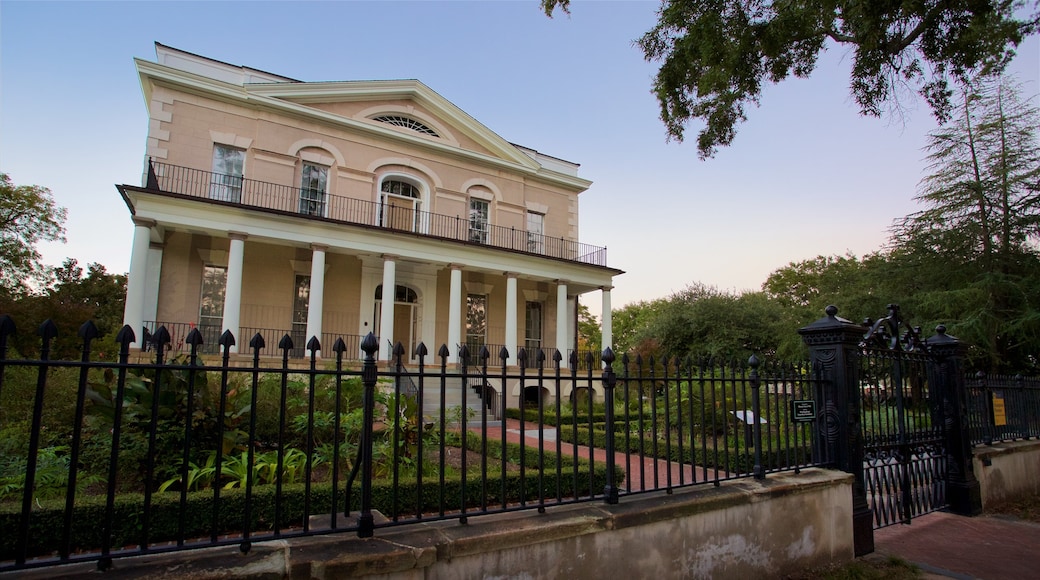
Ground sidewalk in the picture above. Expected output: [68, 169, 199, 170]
[873, 510, 1040, 580]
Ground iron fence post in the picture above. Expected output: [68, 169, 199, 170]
[749, 355, 765, 480]
[358, 332, 379, 538]
[925, 326, 982, 516]
[601, 348, 619, 504]
[798, 305, 874, 556]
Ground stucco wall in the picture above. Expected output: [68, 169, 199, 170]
[973, 440, 1040, 509]
[12, 469, 853, 580]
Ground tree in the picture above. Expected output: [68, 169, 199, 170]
[576, 302, 602, 354]
[610, 298, 669, 354]
[543, 1, 1038, 158]
[890, 75, 1040, 370]
[0, 258, 127, 359]
[763, 252, 894, 326]
[0, 173, 67, 295]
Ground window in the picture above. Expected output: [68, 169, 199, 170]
[372, 115, 439, 137]
[210, 145, 244, 202]
[469, 199, 489, 244]
[380, 179, 420, 231]
[465, 293, 487, 359]
[526, 212, 544, 253]
[199, 265, 227, 351]
[299, 163, 327, 216]
[291, 275, 310, 356]
[524, 301, 543, 368]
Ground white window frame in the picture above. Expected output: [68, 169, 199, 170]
[210, 144, 245, 203]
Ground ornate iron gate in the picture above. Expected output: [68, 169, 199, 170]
[859, 309, 948, 529]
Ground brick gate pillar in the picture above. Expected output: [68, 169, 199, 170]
[798, 305, 874, 556]
[926, 326, 983, 516]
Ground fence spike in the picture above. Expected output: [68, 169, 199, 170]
[392, 341, 405, 359]
[568, 350, 578, 366]
[219, 329, 236, 349]
[602, 347, 615, 365]
[332, 337, 347, 354]
[437, 343, 450, 359]
[498, 345, 509, 362]
[249, 332, 266, 351]
[38, 319, 59, 341]
[360, 332, 378, 357]
[278, 334, 294, 351]
[479, 345, 491, 362]
[185, 328, 204, 347]
[307, 336, 321, 352]
[153, 325, 171, 348]
[78, 320, 99, 342]
[415, 341, 428, 358]
[115, 324, 136, 347]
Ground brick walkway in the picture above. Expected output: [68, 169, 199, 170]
[470, 419, 732, 492]
[874, 510, 1040, 580]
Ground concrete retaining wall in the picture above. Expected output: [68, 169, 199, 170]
[10, 469, 853, 580]
[973, 439, 1040, 509]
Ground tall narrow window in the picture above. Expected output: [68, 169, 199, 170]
[469, 199, 489, 244]
[291, 275, 310, 356]
[526, 212, 544, 253]
[524, 301, 543, 368]
[211, 145, 244, 202]
[465, 293, 487, 360]
[300, 163, 327, 216]
[199, 265, 227, 351]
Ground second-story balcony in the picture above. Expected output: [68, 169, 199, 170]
[144, 161, 608, 267]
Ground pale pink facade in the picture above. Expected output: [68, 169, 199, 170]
[119, 44, 619, 383]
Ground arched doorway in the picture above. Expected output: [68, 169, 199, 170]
[374, 284, 419, 361]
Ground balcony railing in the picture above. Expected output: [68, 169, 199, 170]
[145, 161, 608, 267]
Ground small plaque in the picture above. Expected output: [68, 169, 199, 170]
[791, 400, 816, 423]
[992, 391, 1007, 427]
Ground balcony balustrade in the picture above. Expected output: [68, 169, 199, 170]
[144, 161, 608, 267]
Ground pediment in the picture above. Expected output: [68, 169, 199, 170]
[247, 80, 537, 169]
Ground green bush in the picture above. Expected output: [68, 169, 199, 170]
[0, 438, 617, 561]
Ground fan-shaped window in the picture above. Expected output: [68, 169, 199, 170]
[373, 115, 440, 137]
[381, 180, 420, 198]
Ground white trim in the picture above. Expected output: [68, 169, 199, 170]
[460, 178, 503, 202]
[367, 157, 443, 190]
[209, 130, 253, 150]
[287, 138, 346, 166]
[525, 201, 549, 215]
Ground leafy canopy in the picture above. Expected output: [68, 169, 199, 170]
[542, 1, 1038, 158]
[0, 172, 67, 294]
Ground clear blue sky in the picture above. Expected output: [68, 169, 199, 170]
[2, 1, 1038, 314]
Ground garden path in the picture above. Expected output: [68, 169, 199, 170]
[470, 419, 733, 494]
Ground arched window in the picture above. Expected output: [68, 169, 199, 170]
[379, 178, 424, 231]
[372, 115, 440, 138]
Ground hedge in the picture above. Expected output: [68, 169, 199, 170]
[1, 438, 620, 561]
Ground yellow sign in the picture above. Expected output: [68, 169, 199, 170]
[992, 391, 1007, 427]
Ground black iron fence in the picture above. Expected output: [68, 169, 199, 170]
[0, 316, 827, 573]
[968, 372, 1040, 445]
[145, 161, 608, 267]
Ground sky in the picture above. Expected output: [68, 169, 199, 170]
[1, 1, 1038, 317]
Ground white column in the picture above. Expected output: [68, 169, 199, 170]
[143, 243, 164, 324]
[379, 255, 397, 360]
[556, 281, 568, 369]
[447, 265, 463, 364]
[122, 217, 155, 348]
[221, 232, 247, 354]
[306, 244, 327, 358]
[601, 286, 613, 365]
[505, 273, 518, 366]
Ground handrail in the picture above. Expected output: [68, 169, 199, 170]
[144, 160, 608, 267]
